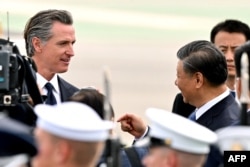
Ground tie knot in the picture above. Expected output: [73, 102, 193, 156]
[189, 111, 196, 121]
[45, 82, 54, 92]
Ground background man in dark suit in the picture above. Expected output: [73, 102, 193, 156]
[234, 41, 250, 124]
[215, 41, 250, 167]
[23, 9, 79, 105]
[172, 19, 250, 117]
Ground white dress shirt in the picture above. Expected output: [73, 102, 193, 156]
[195, 89, 230, 120]
[36, 73, 61, 104]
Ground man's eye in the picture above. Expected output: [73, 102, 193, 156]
[220, 49, 226, 53]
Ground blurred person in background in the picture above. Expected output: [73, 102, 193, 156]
[234, 40, 250, 123]
[69, 87, 119, 167]
[214, 38, 250, 167]
[68, 88, 114, 121]
[142, 108, 217, 167]
[31, 102, 113, 167]
[216, 126, 250, 167]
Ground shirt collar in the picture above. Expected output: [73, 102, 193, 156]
[196, 89, 230, 119]
[36, 73, 59, 94]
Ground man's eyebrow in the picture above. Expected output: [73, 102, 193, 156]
[218, 45, 228, 48]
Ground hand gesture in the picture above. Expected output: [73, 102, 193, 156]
[117, 113, 147, 139]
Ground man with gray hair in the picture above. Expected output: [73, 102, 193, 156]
[23, 9, 79, 106]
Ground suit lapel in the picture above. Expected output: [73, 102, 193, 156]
[58, 77, 72, 102]
[57, 76, 79, 102]
[196, 95, 234, 130]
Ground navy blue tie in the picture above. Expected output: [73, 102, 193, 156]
[230, 91, 236, 98]
[188, 111, 196, 121]
[45, 83, 57, 105]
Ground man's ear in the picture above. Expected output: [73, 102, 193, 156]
[32, 37, 43, 53]
[194, 72, 203, 88]
[54, 140, 71, 164]
[166, 150, 178, 167]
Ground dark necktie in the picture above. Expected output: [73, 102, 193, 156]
[188, 111, 196, 121]
[230, 91, 236, 98]
[45, 82, 57, 105]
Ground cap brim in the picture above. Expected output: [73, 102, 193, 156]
[34, 102, 114, 141]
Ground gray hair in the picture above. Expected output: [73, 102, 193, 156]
[23, 9, 73, 57]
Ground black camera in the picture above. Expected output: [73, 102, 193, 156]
[0, 38, 43, 126]
[0, 40, 22, 106]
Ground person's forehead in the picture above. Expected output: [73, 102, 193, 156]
[214, 31, 247, 47]
[176, 60, 187, 73]
[177, 60, 183, 68]
[51, 22, 74, 32]
[49, 22, 75, 41]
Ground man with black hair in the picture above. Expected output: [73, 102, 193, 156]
[215, 41, 250, 167]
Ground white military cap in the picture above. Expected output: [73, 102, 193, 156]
[216, 126, 250, 153]
[34, 102, 114, 141]
[143, 108, 217, 154]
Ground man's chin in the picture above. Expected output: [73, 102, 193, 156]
[182, 98, 188, 104]
[58, 69, 68, 73]
[227, 71, 236, 78]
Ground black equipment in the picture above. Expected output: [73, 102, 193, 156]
[101, 66, 121, 167]
[0, 38, 43, 126]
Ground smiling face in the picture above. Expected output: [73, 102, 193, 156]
[32, 21, 76, 80]
[175, 60, 198, 106]
[214, 31, 246, 78]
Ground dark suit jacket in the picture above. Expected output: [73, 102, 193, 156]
[196, 95, 240, 131]
[57, 76, 79, 101]
[120, 147, 148, 167]
[194, 95, 240, 167]
[172, 93, 196, 118]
